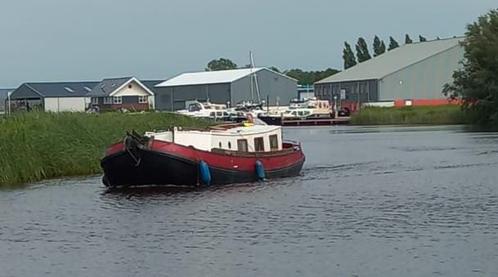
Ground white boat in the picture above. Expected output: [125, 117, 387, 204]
[258, 97, 333, 124]
[177, 100, 229, 120]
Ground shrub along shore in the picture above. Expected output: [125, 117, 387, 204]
[0, 112, 210, 188]
[350, 105, 469, 125]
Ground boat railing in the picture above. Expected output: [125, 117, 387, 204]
[211, 144, 299, 157]
[283, 139, 300, 146]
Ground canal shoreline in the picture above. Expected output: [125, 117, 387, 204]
[0, 112, 210, 188]
[350, 105, 468, 125]
[1, 108, 470, 188]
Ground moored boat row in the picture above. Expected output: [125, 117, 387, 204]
[175, 97, 350, 125]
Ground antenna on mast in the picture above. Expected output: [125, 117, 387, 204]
[249, 51, 261, 103]
[249, 51, 254, 102]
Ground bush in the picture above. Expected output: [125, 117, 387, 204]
[0, 112, 210, 187]
[350, 106, 468, 125]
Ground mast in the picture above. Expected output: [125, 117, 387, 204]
[249, 52, 254, 102]
[249, 51, 261, 103]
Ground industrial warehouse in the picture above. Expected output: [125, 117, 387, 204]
[154, 68, 297, 111]
[314, 37, 464, 109]
[3, 38, 466, 114]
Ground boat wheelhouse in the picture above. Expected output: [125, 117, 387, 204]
[145, 124, 283, 153]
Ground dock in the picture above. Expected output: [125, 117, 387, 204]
[281, 117, 351, 126]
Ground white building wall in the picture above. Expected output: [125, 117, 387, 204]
[148, 95, 155, 109]
[44, 97, 87, 112]
[113, 80, 155, 109]
[113, 81, 151, 97]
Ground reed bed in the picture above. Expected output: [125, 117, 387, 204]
[350, 105, 469, 125]
[0, 112, 209, 187]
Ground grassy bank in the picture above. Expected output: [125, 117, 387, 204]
[0, 112, 210, 187]
[350, 105, 469, 125]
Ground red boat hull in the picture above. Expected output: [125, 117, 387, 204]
[101, 139, 305, 187]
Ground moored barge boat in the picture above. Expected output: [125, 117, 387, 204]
[101, 122, 305, 187]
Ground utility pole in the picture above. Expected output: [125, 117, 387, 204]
[7, 91, 11, 116]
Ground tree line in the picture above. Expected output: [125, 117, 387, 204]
[205, 58, 338, 85]
[205, 34, 435, 85]
[343, 34, 430, 69]
[443, 9, 498, 126]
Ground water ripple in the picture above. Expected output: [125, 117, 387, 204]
[1, 126, 498, 276]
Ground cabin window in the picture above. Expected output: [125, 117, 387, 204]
[188, 103, 202, 112]
[237, 139, 248, 152]
[113, 96, 122, 104]
[269, 135, 278, 150]
[104, 97, 113, 104]
[254, 137, 265, 152]
[219, 142, 222, 148]
[228, 142, 232, 149]
[138, 96, 147, 103]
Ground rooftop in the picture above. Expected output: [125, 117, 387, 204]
[316, 37, 463, 84]
[22, 82, 99, 98]
[87, 77, 163, 96]
[156, 68, 266, 87]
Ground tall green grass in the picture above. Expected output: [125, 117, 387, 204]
[0, 112, 210, 187]
[350, 105, 469, 125]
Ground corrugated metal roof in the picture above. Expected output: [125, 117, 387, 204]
[22, 81, 99, 97]
[87, 77, 132, 96]
[141, 80, 164, 92]
[316, 37, 463, 84]
[0, 88, 13, 97]
[156, 68, 266, 87]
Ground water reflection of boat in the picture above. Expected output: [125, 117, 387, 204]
[101, 121, 305, 188]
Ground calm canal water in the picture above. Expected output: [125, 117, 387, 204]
[1, 126, 498, 277]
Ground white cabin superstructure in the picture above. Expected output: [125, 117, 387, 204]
[177, 101, 228, 119]
[145, 125, 283, 153]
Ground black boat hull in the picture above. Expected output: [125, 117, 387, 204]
[101, 149, 305, 188]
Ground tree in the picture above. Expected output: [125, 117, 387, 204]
[388, 36, 399, 50]
[269, 66, 281, 73]
[285, 68, 340, 85]
[373, 36, 386, 57]
[405, 34, 413, 44]
[342, 42, 357, 69]
[355, 37, 371, 63]
[419, 35, 427, 42]
[443, 9, 498, 125]
[205, 58, 237, 71]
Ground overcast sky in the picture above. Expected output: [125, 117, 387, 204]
[0, 0, 496, 87]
